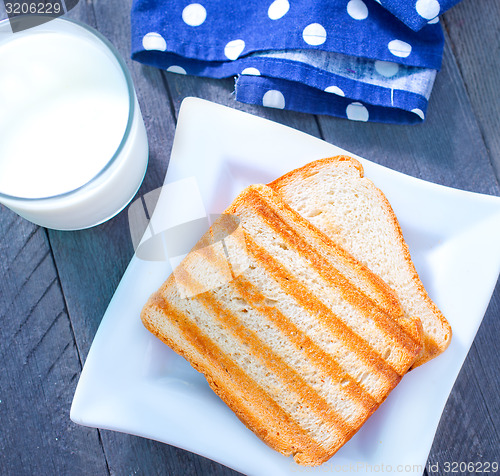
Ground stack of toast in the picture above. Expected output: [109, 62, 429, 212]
[141, 156, 452, 466]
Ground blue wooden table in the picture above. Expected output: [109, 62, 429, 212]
[1, 1, 499, 474]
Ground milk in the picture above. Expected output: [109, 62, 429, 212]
[0, 18, 149, 229]
[0, 32, 130, 197]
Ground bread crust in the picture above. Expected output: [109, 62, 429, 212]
[141, 183, 425, 466]
[142, 294, 331, 465]
[269, 156, 452, 367]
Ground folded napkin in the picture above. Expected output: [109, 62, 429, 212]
[131, 0, 451, 124]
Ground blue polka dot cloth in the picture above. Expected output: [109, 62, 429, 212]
[131, 0, 461, 124]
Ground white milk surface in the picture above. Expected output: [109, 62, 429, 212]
[0, 30, 130, 198]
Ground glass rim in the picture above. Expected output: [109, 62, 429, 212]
[0, 16, 136, 202]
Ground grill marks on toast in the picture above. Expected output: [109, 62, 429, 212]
[141, 184, 422, 464]
[231, 276, 379, 412]
[195, 291, 358, 440]
[243, 235, 401, 389]
[170, 258, 370, 436]
[147, 294, 329, 464]
[245, 191, 422, 359]
[268, 156, 451, 367]
[160, 283, 356, 455]
[251, 194, 404, 321]
[235, 264, 396, 403]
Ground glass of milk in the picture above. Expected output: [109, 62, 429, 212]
[0, 17, 149, 230]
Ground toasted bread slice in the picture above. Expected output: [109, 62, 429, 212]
[141, 184, 422, 465]
[269, 156, 451, 368]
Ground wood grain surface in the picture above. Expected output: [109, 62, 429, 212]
[0, 0, 499, 475]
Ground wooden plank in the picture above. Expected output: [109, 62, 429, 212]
[443, 0, 500, 181]
[0, 206, 109, 476]
[41, 2, 241, 475]
[317, 24, 500, 473]
[316, 40, 500, 196]
[429, 289, 500, 468]
[44, 0, 178, 358]
[2, 1, 499, 474]
[47, 2, 319, 473]
[0, 19, 110, 476]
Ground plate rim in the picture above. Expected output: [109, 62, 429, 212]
[71, 97, 500, 476]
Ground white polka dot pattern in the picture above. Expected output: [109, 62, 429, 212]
[388, 39, 412, 58]
[347, 0, 369, 20]
[263, 90, 286, 109]
[142, 32, 167, 51]
[324, 86, 345, 96]
[166, 65, 187, 74]
[411, 108, 425, 120]
[134, 0, 443, 124]
[416, 0, 440, 20]
[302, 23, 327, 46]
[182, 3, 207, 26]
[224, 39, 245, 60]
[346, 102, 369, 121]
[268, 0, 290, 20]
[375, 60, 399, 77]
[241, 67, 261, 76]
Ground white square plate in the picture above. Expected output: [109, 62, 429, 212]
[71, 98, 500, 476]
